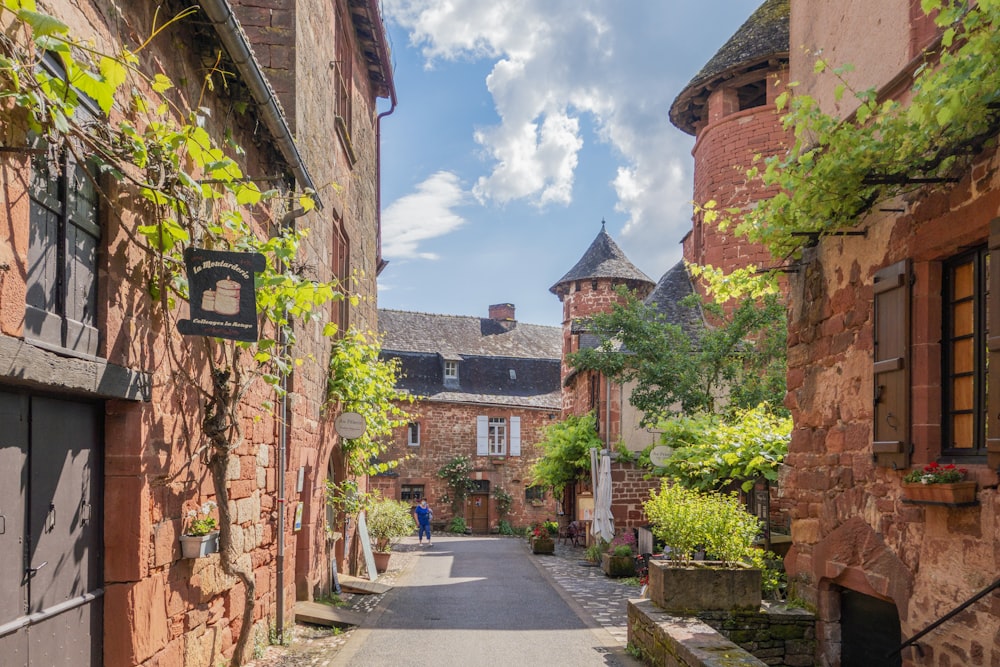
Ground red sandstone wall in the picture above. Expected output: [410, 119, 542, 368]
[684, 72, 789, 280]
[781, 117, 1000, 667]
[0, 2, 385, 665]
[375, 400, 561, 529]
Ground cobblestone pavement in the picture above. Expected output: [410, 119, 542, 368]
[247, 536, 639, 666]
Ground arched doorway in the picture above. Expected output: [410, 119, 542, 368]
[840, 587, 902, 667]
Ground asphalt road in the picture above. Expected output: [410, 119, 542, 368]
[332, 535, 637, 667]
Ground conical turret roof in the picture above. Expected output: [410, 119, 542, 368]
[669, 0, 789, 135]
[550, 224, 654, 295]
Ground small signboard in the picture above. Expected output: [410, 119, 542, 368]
[649, 445, 674, 467]
[335, 411, 367, 439]
[356, 511, 378, 582]
[293, 502, 304, 532]
[177, 248, 266, 342]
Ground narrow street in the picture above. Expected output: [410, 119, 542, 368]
[332, 536, 639, 667]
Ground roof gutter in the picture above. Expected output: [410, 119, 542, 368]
[198, 0, 323, 209]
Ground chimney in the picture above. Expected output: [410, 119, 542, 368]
[489, 303, 516, 331]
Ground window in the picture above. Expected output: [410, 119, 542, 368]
[401, 484, 424, 502]
[477, 415, 521, 456]
[333, 5, 355, 163]
[943, 248, 988, 456]
[407, 422, 420, 447]
[525, 486, 546, 501]
[331, 216, 350, 335]
[26, 135, 100, 356]
[488, 417, 507, 455]
[444, 360, 458, 379]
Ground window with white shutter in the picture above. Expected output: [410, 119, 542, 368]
[509, 417, 521, 456]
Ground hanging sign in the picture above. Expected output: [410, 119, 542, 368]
[649, 445, 674, 467]
[177, 248, 266, 342]
[335, 411, 367, 439]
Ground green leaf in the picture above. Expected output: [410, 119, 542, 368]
[18, 9, 68, 36]
[151, 73, 173, 93]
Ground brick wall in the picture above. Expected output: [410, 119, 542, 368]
[375, 400, 561, 529]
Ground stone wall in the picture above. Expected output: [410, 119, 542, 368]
[0, 1, 388, 664]
[628, 599, 816, 667]
[372, 399, 561, 529]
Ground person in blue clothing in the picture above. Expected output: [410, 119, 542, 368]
[413, 498, 433, 546]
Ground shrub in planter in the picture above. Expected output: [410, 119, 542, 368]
[366, 497, 416, 553]
[602, 544, 636, 577]
[643, 481, 762, 612]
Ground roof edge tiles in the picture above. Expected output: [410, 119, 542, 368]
[669, 0, 789, 136]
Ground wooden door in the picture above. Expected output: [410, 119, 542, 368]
[0, 392, 102, 667]
[467, 493, 489, 534]
[840, 588, 901, 667]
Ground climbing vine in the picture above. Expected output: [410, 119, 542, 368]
[0, 3, 365, 663]
[326, 329, 413, 476]
[704, 0, 1000, 262]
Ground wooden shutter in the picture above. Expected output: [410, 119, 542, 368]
[873, 259, 911, 469]
[509, 417, 521, 456]
[476, 416, 488, 456]
[987, 219, 1000, 470]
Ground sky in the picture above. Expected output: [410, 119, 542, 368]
[375, 1, 763, 328]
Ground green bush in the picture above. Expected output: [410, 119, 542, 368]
[584, 540, 608, 563]
[612, 544, 634, 558]
[497, 520, 513, 535]
[644, 481, 760, 566]
[366, 497, 416, 552]
[447, 516, 468, 534]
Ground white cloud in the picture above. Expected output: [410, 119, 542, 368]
[381, 171, 468, 260]
[381, 0, 738, 270]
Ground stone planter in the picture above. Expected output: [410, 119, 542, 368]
[601, 552, 635, 578]
[373, 550, 391, 573]
[648, 560, 761, 613]
[902, 481, 977, 505]
[180, 532, 219, 559]
[531, 536, 555, 554]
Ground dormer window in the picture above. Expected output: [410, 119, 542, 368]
[444, 360, 459, 379]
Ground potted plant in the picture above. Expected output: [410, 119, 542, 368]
[601, 531, 637, 577]
[529, 522, 555, 554]
[366, 497, 416, 573]
[643, 482, 762, 612]
[902, 462, 976, 505]
[180, 501, 219, 559]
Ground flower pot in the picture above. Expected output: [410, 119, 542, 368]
[902, 481, 977, 505]
[373, 550, 391, 574]
[648, 560, 761, 613]
[180, 531, 219, 559]
[601, 552, 635, 578]
[531, 536, 555, 554]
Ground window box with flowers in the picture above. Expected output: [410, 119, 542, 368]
[180, 501, 220, 559]
[902, 463, 977, 506]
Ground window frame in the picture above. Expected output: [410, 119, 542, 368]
[401, 484, 424, 502]
[487, 417, 507, 456]
[444, 360, 458, 379]
[407, 422, 420, 447]
[941, 246, 989, 458]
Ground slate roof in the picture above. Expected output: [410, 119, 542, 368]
[644, 261, 705, 338]
[669, 0, 790, 135]
[550, 224, 654, 296]
[378, 309, 562, 409]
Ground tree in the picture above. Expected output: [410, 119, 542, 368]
[569, 286, 786, 424]
[529, 412, 602, 498]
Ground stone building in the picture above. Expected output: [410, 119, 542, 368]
[775, 3, 1000, 665]
[375, 305, 562, 531]
[672, 0, 1000, 665]
[0, 1, 393, 665]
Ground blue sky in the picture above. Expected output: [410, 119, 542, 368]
[376, 1, 762, 327]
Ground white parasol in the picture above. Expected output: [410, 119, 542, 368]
[591, 451, 615, 543]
